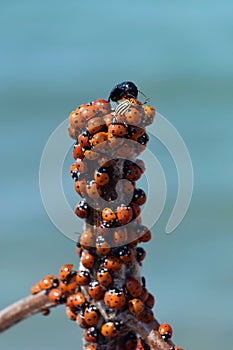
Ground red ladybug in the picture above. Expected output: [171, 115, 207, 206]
[170, 347, 184, 350]
[158, 323, 173, 340]
[72, 291, 86, 309]
[123, 332, 138, 350]
[137, 337, 151, 350]
[84, 304, 99, 326]
[76, 309, 88, 329]
[86, 180, 101, 200]
[66, 306, 78, 321]
[81, 251, 95, 269]
[87, 116, 104, 135]
[85, 345, 96, 350]
[74, 179, 86, 197]
[133, 188, 147, 206]
[80, 230, 95, 249]
[125, 106, 142, 126]
[108, 123, 128, 137]
[128, 298, 145, 316]
[78, 130, 91, 148]
[92, 98, 111, 114]
[94, 167, 110, 186]
[124, 164, 142, 181]
[48, 288, 65, 304]
[76, 270, 91, 286]
[113, 227, 128, 246]
[139, 287, 149, 302]
[143, 105, 156, 126]
[103, 255, 122, 272]
[125, 277, 142, 298]
[88, 281, 105, 300]
[117, 245, 134, 264]
[97, 267, 113, 288]
[136, 247, 146, 263]
[101, 321, 121, 337]
[31, 282, 41, 295]
[145, 293, 155, 309]
[40, 308, 50, 316]
[84, 326, 100, 343]
[84, 149, 99, 160]
[116, 204, 133, 225]
[73, 143, 84, 160]
[90, 131, 108, 148]
[136, 307, 154, 323]
[59, 272, 78, 295]
[131, 202, 141, 219]
[102, 207, 116, 222]
[104, 288, 126, 310]
[75, 200, 89, 219]
[59, 264, 73, 281]
[75, 158, 88, 173]
[96, 235, 111, 255]
[39, 275, 59, 290]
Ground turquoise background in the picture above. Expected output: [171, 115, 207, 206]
[1, 0, 232, 349]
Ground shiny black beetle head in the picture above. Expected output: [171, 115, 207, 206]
[108, 81, 138, 102]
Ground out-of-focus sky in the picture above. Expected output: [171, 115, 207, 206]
[0, 1, 232, 349]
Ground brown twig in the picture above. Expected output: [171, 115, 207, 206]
[0, 292, 56, 333]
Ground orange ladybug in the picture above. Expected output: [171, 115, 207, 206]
[158, 323, 173, 340]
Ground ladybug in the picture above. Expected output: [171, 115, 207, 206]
[59, 264, 74, 281]
[76, 242, 83, 258]
[137, 337, 151, 350]
[170, 347, 184, 350]
[40, 308, 50, 316]
[77, 104, 101, 121]
[137, 132, 149, 146]
[104, 288, 126, 310]
[116, 141, 134, 158]
[104, 113, 114, 127]
[108, 123, 128, 138]
[87, 116, 104, 135]
[88, 281, 105, 300]
[75, 200, 89, 219]
[133, 188, 147, 206]
[142, 105, 156, 126]
[139, 287, 149, 302]
[102, 207, 116, 222]
[117, 245, 134, 264]
[124, 164, 142, 182]
[116, 204, 133, 225]
[90, 131, 108, 148]
[122, 180, 135, 195]
[113, 227, 128, 246]
[74, 179, 86, 197]
[39, 275, 59, 290]
[73, 143, 84, 160]
[69, 109, 86, 130]
[136, 307, 154, 323]
[85, 346, 96, 350]
[72, 291, 86, 309]
[66, 306, 78, 321]
[76, 309, 88, 329]
[31, 282, 41, 295]
[86, 180, 102, 200]
[81, 251, 95, 269]
[76, 270, 91, 286]
[59, 272, 78, 295]
[84, 304, 99, 326]
[131, 202, 141, 219]
[108, 81, 138, 102]
[103, 255, 122, 272]
[96, 236, 111, 255]
[78, 132, 91, 150]
[75, 158, 88, 173]
[48, 288, 66, 304]
[125, 106, 142, 126]
[136, 247, 146, 263]
[128, 298, 145, 316]
[125, 277, 142, 297]
[92, 98, 112, 114]
[94, 167, 110, 186]
[145, 293, 155, 309]
[101, 321, 122, 337]
[80, 230, 95, 249]
[123, 332, 138, 350]
[129, 125, 145, 141]
[84, 326, 100, 343]
[97, 267, 113, 288]
[84, 149, 99, 160]
[158, 323, 173, 340]
[137, 226, 152, 243]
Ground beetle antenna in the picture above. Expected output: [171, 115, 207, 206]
[138, 90, 150, 104]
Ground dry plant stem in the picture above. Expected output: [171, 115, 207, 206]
[0, 294, 174, 350]
[0, 292, 55, 333]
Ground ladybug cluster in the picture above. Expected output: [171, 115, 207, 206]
[31, 82, 183, 350]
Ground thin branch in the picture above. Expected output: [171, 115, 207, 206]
[0, 292, 55, 333]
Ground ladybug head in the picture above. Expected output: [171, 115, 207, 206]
[108, 81, 138, 102]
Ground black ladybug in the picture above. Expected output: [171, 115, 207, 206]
[108, 81, 138, 102]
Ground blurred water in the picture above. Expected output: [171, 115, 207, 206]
[0, 0, 233, 349]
